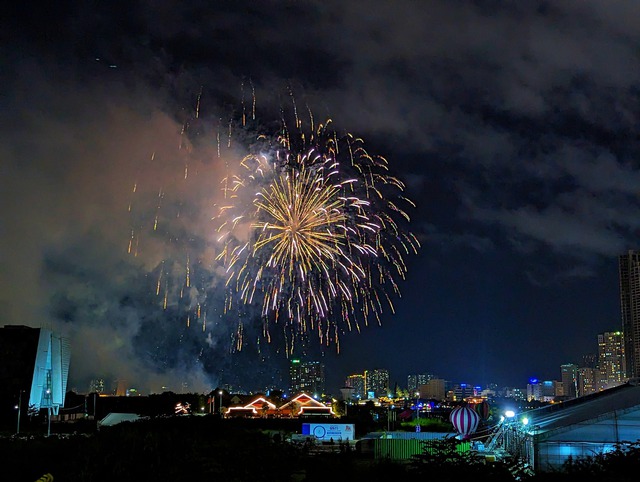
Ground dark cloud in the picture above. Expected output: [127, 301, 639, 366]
[2, 1, 639, 392]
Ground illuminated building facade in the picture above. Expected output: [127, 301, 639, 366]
[598, 331, 626, 390]
[447, 383, 479, 402]
[418, 378, 446, 401]
[364, 368, 389, 398]
[527, 379, 559, 402]
[577, 367, 597, 397]
[289, 359, 325, 396]
[407, 373, 436, 394]
[619, 250, 640, 379]
[345, 373, 365, 400]
[0, 325, 70, 425]
[560, 363, 579, 399]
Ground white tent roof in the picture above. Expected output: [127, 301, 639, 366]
[523, 380, 640, 436]
[98, 412, 143, 427]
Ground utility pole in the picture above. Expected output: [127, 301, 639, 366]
[387, 406, 390, 432]
[16, 390, 22, 435]
[415, 392, 421, 433]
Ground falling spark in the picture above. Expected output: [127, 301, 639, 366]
[185, 253, 190, 288]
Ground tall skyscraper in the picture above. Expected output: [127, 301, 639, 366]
[418, 378, 446, 401]
[364, 368, 389, 398]
[560, 363, 578, 399]
[597, 331, 625, 390]
[407, 373, 436, 394]
[345, 373, 365, 400]
[619, 250, 640, 380]
[577, 367, 597, 397]
[0, 325, 71, 424]
[289, 359, 325, 396]
[581, 353, 598, 370]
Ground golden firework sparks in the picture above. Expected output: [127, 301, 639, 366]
[215, 116, 420, 353]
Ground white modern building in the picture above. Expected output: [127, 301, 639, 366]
[0, 325, 70, 423]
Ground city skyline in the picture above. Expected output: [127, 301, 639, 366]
[2, 2, 640, 396]
[74, 324, 621, 397]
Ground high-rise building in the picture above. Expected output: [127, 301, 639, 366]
[582, 353, 598, 369]
[527, 379, 559, 402]
[407, 373, 436, 394]
[577, 367, 597, 397]
[0, 325, 71, 425]
[418, 378, 446, 401]
[619, 250, 640, 379]
[345, 373, 365, 400]
[597, 331, 626, 390]
[447, 383, 479, 402]
[364, 368, 389, 398]
[289, 359, 325, 396]
[89, 378, 105, 394]
[560, 363, 578, 399]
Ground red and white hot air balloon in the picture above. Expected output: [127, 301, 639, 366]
[475, 400, 490, 420]
[449, 405, 480, 439]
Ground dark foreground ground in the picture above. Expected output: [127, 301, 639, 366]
[1, 416, 400, 482]
[4, 415, 640, 482]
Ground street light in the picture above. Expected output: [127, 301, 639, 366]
[15, 390, 23, 435]
[46, 389, 51, 437]
[415, 392, 420, 432]
[218, 390, 223, 417]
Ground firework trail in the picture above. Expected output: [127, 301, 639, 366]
[124, 110, 218, 344]
[122, 84, 419, 368]
[215, 108, 420, 354]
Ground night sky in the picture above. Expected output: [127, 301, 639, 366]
[2, 1, 639, 396]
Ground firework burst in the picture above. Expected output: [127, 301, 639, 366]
[215, 112, 420, 353]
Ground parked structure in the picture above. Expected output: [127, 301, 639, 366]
[486, 379, 640, 472]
